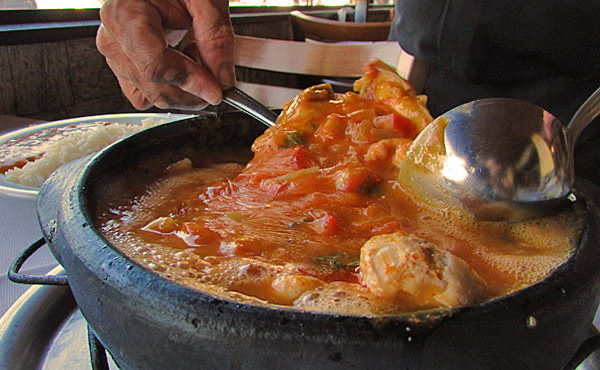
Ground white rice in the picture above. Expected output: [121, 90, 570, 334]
[5, 117, 166, 188]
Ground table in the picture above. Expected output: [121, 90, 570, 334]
[0, 192, 59, 317]
[0, 116, 58, 317]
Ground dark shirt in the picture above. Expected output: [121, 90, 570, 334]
[389, 0, 600, 185]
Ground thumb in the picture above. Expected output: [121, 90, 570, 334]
[188, 0, 236, 90]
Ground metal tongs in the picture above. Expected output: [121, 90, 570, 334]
[223, 87, 278, 127]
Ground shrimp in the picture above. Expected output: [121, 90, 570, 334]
[353, 59, 433, 135]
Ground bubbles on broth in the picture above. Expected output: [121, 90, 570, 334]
[98, 155, 587, 316]
[293, 281, 376, 315]
[415, 200, 585, 295]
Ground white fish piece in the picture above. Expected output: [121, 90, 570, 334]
[360, 232, 487, 309]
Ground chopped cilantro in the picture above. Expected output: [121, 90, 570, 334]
[280, 131, 307, 148]
[314, 253, 360, 271]
[357, 177, 381, 195]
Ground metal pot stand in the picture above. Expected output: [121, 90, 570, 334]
[0, 265, 119, 370]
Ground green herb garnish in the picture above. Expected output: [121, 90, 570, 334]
[280, 131, 307, 148]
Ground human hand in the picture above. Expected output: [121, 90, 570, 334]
[96, 0, 236, 110]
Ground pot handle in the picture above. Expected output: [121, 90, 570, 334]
[562, 327, 600, 370]
[7, 238, 68, 285]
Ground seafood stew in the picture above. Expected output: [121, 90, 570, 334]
[98, 60, 585, 315]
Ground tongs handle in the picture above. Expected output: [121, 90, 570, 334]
[223, 87, 278, 127]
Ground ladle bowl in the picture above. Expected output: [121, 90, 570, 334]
[402, 86, 600, 222]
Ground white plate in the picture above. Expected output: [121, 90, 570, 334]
[0, 113, 196, 199]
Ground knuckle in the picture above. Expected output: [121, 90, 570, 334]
[98, 0, 120, 29]
[197, 23, 235, 51]
[95, 27, 113, 56]
[98, 1, 111, 22]
[211, 26, 235, 46]
[140, 59, 162, 82]
[141, 53, 191, 86]
[140, 59, 171, 84]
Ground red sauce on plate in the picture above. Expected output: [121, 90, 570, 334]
[0, 122, 116, 174]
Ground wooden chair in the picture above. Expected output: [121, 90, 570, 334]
[234, 34, 429, 109]
[289, 10, 392, 42]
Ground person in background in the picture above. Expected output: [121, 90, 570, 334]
[96, 0, 600, 185]
[389, 0, 600, 186]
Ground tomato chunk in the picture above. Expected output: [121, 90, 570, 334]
[373, 113, 414, 138]
[309, 214, 340, 236]
[334, 167, 379, 194]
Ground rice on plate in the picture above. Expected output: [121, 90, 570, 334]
[1, 114, 194, 191]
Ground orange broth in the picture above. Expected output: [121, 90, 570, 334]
[100, 61, 584, 315]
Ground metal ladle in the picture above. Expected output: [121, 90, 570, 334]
[401, 86, 600, 223]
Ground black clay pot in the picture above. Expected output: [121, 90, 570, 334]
[37, 113, 600, 370]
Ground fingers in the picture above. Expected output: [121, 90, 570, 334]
[187, 0, 237, 90]
[119, 77, 210, 111]
[97, 23, 210, 110]
[118, 78, 152, 111]
[97, 0, 228, 110]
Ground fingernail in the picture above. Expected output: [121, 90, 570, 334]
[191, 102, 209, 111]
[155, 100, 169, 109]
[204, 89, 222, 106]
[218, 62, 236, 89]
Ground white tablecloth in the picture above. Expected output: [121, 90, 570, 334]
[0, 190, 58, 317]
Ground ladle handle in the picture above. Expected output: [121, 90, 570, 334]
[223, 87, 278, 127]
[567, 85, 600, 149]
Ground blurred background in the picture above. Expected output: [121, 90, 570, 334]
[0, 0, 393, 9]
